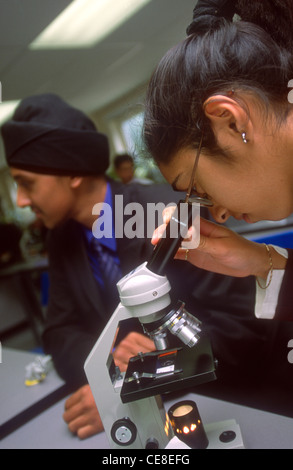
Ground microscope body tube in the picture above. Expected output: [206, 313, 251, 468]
[84, 263, 174, 449]
[147, 200, 195, 276]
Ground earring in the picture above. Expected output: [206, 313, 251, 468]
[242, 132, 248, 144]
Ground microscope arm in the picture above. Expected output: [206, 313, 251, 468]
[84, 262, 175, 449]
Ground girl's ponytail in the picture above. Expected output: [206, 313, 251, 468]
[236, 0, 293, 51]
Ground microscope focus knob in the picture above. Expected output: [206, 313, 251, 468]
[111, 418, 137, 446]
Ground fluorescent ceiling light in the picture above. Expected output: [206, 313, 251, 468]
[0, 101, 19, 125]
[30, 0, 152, 49]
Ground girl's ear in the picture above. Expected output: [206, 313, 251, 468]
[203, 95, 252, 142]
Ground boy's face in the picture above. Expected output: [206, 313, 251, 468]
[10, 168, 77, 229]
[116, 161, 134, 184]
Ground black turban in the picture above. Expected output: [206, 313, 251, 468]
[1, 93, 110, 176]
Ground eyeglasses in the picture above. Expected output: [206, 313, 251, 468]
[184, 133, 214, 207]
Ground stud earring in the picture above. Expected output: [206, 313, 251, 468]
[242, 132, 248, 144]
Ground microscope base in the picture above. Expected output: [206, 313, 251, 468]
[166, 419, 244, 449]
[206, 419, 244, 449]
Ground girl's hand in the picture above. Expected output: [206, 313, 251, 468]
[152, 209, 285, 280]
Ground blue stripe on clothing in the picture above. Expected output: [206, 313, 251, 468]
[82, 183, 120, 286]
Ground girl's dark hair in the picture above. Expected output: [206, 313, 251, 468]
[143, 0, 293, 164]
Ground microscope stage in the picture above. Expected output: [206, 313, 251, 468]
[121, 335, 217, 403]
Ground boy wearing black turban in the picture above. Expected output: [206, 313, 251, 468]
[1, 93, 158, 439]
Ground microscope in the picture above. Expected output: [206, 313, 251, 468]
[84, 201, 235, 449]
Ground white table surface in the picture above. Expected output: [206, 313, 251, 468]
[1, 389, 293, 449]
[1, 348, 292, 449]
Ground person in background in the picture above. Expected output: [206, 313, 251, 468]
[113, 153, 152, 185]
